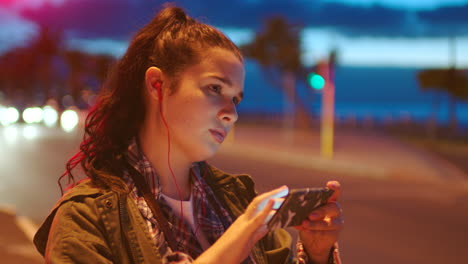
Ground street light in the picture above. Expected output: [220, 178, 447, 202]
[307, 72, 325, 90]
[308, 58, 335, 159]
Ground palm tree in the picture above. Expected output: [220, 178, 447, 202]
[30, 25, 64, 101]
[0, 48, 37, 107]
[417, 68, 468, 134]
[241, 17, 312, 134]
[64, 50, 88, 104]
[0, 25, 64, 107]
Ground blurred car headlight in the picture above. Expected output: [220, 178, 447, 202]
[23, 107, 43, 124]
[1, 107, 20, 126]
[43, 106, 58, 127]
[60, 109, 79, 132]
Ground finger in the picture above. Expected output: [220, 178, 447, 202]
[261, 185, 289, 200]
[264, 210, 276, 224]
[300, 217, 344, 231]
[252, 199, 274, 225]
[326, 181, 341, 202]
[251, 185, 289, 214]
[308, 202, 342, 220]
[272, 198, 284, 210]
[251, 199, 275, 242]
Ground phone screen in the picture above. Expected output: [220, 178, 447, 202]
[267, 187, 334, 230]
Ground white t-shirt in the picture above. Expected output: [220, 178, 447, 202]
[160, 192, 211, 250]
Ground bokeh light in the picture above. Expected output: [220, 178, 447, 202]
[0, 104, 4, 124]
[307, 73, 326, 90]
[60, 109, 79, 132]
[1, 107, 20, 126]
[22, 107, 43, 124]
[42, 105, 58, 127]
[3, 125, 18, 144]
[22, 124, 39, 140]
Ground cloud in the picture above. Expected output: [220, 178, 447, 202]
[14, 0, 468, 41]
[66, 37, 128, 57]
[321, 0, 468, 11]
[3, 0, 468, 67]
[417, 4, 468, 36]
[0, 7, 38, 53]
[19, 0, 151, 40]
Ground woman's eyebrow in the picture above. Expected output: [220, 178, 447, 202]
[208, 75, 243, 99]
[210, 75, 232, 86]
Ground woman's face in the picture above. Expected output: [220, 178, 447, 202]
[162, 48, 245, 162]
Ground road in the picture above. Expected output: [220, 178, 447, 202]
[1, 123, 468, 263]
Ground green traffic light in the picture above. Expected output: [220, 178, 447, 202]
[307, 72, 325, 90]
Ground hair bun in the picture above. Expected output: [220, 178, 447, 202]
[171, 7, 189, 22]
[159, 5, 189, 24]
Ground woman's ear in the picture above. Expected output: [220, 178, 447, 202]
[145, 66, 164, 101]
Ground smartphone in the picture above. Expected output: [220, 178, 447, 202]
[267, 187, 334, 230]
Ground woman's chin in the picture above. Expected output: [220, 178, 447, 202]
[193, 144, 221, 162]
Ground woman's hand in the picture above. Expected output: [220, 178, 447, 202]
[295, 181, 344, 264]
[195, 185, 288, 264]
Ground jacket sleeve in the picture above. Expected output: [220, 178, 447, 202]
[44, 199, 114, 264]
[262, 228, 297, 264]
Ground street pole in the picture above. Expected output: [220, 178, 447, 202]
[282, 71, 295, 144]
[320, 59, 335, 159]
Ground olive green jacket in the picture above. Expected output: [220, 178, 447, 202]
[34, 165, 295, 264]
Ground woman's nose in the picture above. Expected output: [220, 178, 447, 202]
[218, 100, 238, 124]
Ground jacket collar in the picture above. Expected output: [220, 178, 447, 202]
[33, 179, 104, 255]
[33, 163, 248, 259]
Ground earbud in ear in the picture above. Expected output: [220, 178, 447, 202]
[153, 81, 162, 100]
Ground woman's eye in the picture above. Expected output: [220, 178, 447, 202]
[233, 97, 240, 105]
[209, 84, 222, 94]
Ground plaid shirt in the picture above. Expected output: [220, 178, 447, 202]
[123, 138, 256, 264]
[123, 138, 341, 264]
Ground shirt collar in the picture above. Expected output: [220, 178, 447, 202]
[125, 137, 203, 199]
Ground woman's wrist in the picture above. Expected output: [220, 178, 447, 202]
[298, 229, 337, 264]
[297, 239, 334, 264]
[308, 252, 331, 264]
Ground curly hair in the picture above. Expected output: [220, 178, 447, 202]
[59, 5, 242, 194]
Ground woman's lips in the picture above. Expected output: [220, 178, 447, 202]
[209, 129, 225, 143]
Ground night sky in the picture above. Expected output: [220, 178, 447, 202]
[1, 0, 468, 67]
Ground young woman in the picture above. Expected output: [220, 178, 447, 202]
[33, 5, 343, 264]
